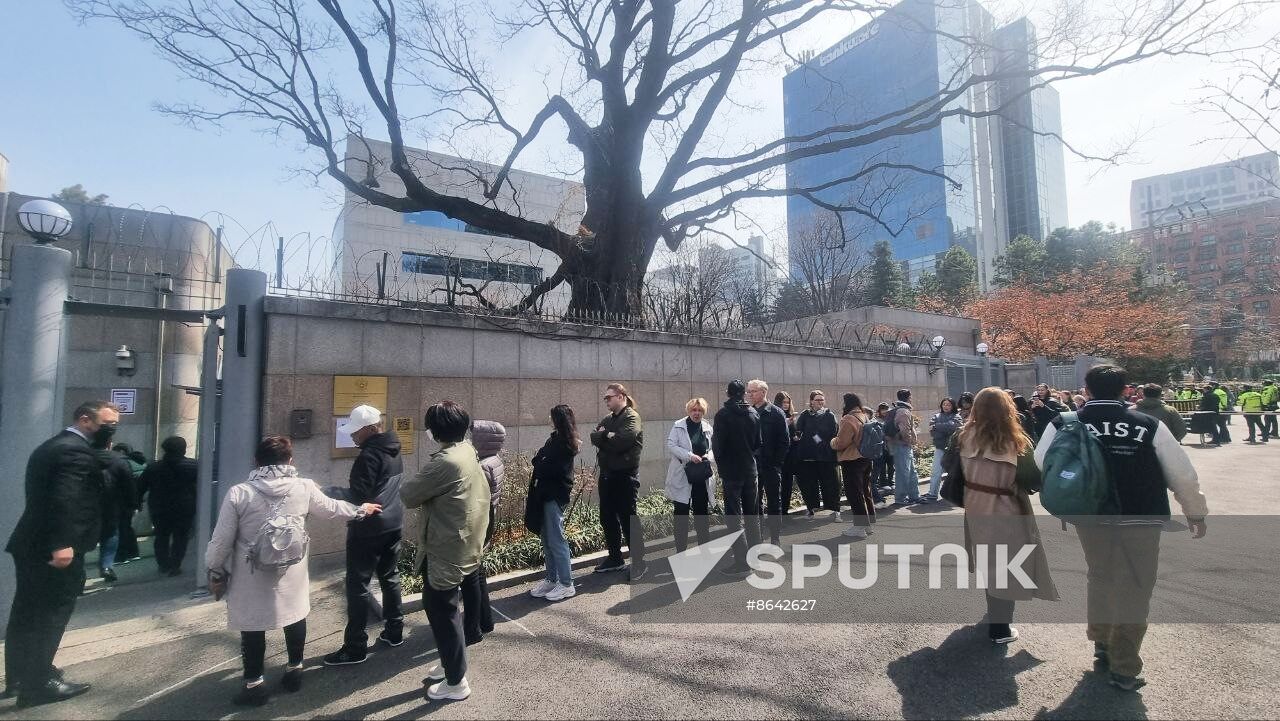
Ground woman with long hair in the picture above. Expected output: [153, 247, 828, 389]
[795, 390, 840, 519]
[925, 398, 961, 503]
[775, 391, 801, 514]
[528, 405, 582, 602]
[955, 388, 1058, 645]
[830, 392, 874, 539]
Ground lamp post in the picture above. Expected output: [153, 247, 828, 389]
[977, 342, 992, 389]
[0, 199, 75, 627]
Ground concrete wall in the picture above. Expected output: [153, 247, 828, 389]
[260, 297, 947, 554]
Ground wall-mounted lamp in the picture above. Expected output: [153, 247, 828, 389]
[115, 345, 136, 377]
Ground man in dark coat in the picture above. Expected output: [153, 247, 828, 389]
[93, 436, 136, 583]
[5, 400, 119, 708]
[747, 379, 791, 546]
[712, 379, 762, 575]
[323, 405, 405, 666]
[139, 436, 198, 576]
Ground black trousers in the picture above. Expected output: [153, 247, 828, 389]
[1245, 414, 1266, 441]
[985, 592, 1015, 639]
[756, 462, 786, 543]
[117, 508, 139, 560]
[343, 530, 404, 651]
[241, 618, 306, 681]
[800, 462, 840, 513]
[1265, 412, 1278, 439]
[599, 469, 644, 567]
[424, 582, 467, 685]
[153, 516, 193, 572]
[462, 507, 495, 643]
[1215, 417, 1232, 443]
[840, 458, 875, 527]
[673, 478, 712, 552]
[5, 553, 86, 688]
[779, 459, 799, 514]
[722, 477, 762, 566]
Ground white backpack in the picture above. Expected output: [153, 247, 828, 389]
[245, 482, 310, 573]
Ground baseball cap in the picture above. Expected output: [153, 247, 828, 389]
[338, 404, 382, 435]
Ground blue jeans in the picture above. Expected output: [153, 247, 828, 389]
[892, 444, 920, 502]
[541, 500, 572, 586]
[928, 448, 945, 498]
[99, 531, 119, 572]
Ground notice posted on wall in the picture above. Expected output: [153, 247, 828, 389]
[111, 388, 137, 415]
[334, 418, 358, 449]
[393, 416, 415, 455]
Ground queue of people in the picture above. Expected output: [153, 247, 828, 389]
[4, 364, 1220, 709]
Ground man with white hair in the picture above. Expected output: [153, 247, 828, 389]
[748, 379, 791, 546]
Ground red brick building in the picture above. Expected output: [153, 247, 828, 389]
[1130, 199, 1280, 371]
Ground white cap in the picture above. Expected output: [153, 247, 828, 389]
[338, 405, 382, 435]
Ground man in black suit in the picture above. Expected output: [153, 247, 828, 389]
[4, 400, 119, 708]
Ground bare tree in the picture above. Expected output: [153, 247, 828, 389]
[785, 211, 869, 317]
[70, 0, 1261, 317]
[643, 239, 743, 332]
[1199, 38, 1280, 193]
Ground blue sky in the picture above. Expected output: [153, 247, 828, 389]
[0, 2, 1266, 276]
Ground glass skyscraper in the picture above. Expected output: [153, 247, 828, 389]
[783, 0, 1068, 290]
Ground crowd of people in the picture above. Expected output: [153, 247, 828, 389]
[4, 362, 1220, 708]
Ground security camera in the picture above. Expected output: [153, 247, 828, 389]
[115, 345, 136, 377]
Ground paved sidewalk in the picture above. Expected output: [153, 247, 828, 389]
[1, 439, 1276, 719]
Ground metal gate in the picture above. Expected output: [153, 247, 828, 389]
[1049, 365, 1077, 392]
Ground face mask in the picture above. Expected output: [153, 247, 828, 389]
[92, 424, 118, 448]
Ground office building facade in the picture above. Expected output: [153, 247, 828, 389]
[334, 137, 585, 312]
[782, 0, 1068, 290]
[1129, 152, 1279, 230]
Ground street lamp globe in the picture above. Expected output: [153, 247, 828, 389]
[931, 335, 946, 351]
[17, 200, 73, 244]
[896, 342, 911, 354]
[976, 342, 990, 355]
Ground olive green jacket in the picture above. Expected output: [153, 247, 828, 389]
[590, 406, 644, 471]
[400, 440, 490, 591]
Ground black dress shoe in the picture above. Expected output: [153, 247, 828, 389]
[4, 667, 65, 699]
[101, 568, 118, 583]
[16, 678, 91, 708]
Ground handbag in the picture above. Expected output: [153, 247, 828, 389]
[685, 459, 713, 485]
[523, 477, 543, 535]
[938, 438, 965, 507]
[131, 499, 154, 537]
[1014, 446, 1042, 494]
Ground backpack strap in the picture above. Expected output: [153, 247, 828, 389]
[1053, 411, 1079, 430]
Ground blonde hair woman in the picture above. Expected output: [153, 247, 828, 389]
[664, 398, 716, 551]
[955, 388, 1058, 645]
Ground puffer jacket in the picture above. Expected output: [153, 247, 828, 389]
[472, 420, 506, 508]
[929, 411, 962, 449]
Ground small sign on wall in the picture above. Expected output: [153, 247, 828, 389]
[393, 416, 415, 455]
[111, 388, 137, 415]
[332, 376, 388, 415]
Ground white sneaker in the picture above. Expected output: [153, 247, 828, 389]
[423, 663, 446, 683]
[427, 677, 471, 701]
[544, 583, 576, 601]
[530, 579, 557, 598]
[841, 525, 868, 539]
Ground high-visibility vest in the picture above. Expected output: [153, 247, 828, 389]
[1239, 391, 1265, 413]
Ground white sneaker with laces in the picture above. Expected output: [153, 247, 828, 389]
[545, 583, 576, 601]
[427, 677, 471, 701]
[529, 579, 557, 598]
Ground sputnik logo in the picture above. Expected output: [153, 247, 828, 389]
[665, 530, 744, 602]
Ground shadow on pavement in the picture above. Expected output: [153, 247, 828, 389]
[1033, 670, 1149, 720]
[886, 624, 1044, 720]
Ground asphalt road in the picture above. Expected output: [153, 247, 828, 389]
[2, 436, 1277, 720]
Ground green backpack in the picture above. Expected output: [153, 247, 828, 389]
[1039, 412, 1119, 519]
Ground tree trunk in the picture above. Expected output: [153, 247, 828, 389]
[566, 224, 651, 318]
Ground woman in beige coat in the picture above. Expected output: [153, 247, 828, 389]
[206, 436, 380, 706]
[956, 387, 1058, 645]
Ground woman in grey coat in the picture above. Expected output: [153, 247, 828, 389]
[206, 436, 380, 707]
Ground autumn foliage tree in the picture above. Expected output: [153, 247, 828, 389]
[970, 268, 1189, 362]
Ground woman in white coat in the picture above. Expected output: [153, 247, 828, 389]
[205, 436, 381, 707]
[665, 398, 716, 552]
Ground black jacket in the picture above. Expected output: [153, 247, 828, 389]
[7, 430, 104, 558]
[712, 399, 761, 481]
[97, 449, 137, 534]
[531, 432, 577, 507]
[795, 408, 839, 463]
[1068, 401, 1173, 517]
[1031, 396, 1067, 437]
[754, 402, 791, 470]
[330, 431, 404, 537]
[141, 454, 199, 526]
